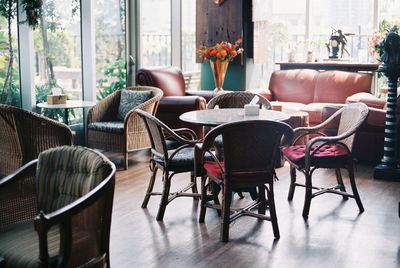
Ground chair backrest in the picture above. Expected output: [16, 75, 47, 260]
[136, 66, 186, 96]
[0, 105, 72, 175]
[135, 109, 169, 163]
[36, 146, 114, 213]
[207, 92, 272, 109]
[337, 103, 369, 150]
[205, 120, 293, 186]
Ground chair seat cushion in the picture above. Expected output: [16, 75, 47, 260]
[282, 144, 350, 167]
[117, 89, 152, 121]
[154, 147, 212, 170]
[88, 121, 124, 134]
[203, 161, 275, 186]
[0, 222, 60, 268]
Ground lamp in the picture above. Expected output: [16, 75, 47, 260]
[212, 0, 226, 5]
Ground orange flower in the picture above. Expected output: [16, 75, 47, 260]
[197, 39, 244, 62]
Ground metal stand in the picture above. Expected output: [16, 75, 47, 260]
[373, 63, 400, 181]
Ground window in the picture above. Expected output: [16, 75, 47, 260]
[0, 2, 20, 107]
[95, 0, 126, 100]
[34, 0, 82, 123]
[139, 0, 171, 67]
[181, 0, 200, 90]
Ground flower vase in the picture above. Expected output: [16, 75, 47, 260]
[210, 60, 229, 92]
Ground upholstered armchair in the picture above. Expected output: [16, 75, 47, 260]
[0, 104, 73, 178]
[136, 66, 217, 138]
[0, 146, 116, 267]
[86, 86, 163, 169]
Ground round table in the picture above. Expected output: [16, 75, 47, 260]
[37, 100, 96, 125]
[179, 108, 290, 127]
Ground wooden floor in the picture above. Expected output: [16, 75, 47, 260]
[106, 151, 400, 268]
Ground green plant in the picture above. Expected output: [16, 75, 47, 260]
[97, 59, 126, 100]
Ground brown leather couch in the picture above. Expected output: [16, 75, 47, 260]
[251, 69, 373, 126]
[136, 67, 217, 137]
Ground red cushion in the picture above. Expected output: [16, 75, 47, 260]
[203, 161, 275, 185]
[282, 144, 350, 167]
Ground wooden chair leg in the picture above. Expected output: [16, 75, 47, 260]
[220, 185, 232, 242]
[212, 182, 222, 216]
[199, 176, 208, 223]
[347, 166, 365, 213]
[257, 184, 266, 215]
[191, 172, 199, 200]
[266, 183, 280, 239]
[156, 172, 171, 221]
[288, 165, 297, 201]
[141, 165, 158, 208]
[302, 172, 312, 218]
[335, 168, 349, 200]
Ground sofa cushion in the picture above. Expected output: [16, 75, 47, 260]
[88, 121, 124, 134]
[117, 89, 152, 121]
[269, 69, 318, 104]
[270, 101, 307, 112]
[313, 71, 372, 103]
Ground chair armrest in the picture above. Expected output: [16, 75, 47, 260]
[169, 128, 198, 140]
[186, 90, 216, 102]
[346, 92, 386, 109]
[87, 91, 120, 124]
[158, 96, 207, 113]
[0, 160, 38, 229]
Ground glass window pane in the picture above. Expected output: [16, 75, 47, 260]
[182, 0, 200, 90]
[34, 0, 82, 123]
[139, 0, 171, 67]
[95, 0, 126, 100]
[0, 7, 21, 107]
[311, 0, 374, 62]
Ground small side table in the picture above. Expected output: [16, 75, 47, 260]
[283, 109, 310, 144]
[37, 100, 96, 125]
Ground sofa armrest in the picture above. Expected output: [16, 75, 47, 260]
[186, 90, 216, 102]
[346, 92, 386, 109]
[158, 96, 206, 113]
[246, 88, 273, 100]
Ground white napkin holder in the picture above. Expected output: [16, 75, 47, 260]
[244, 104, 259, 116]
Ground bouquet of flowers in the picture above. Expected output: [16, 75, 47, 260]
[370, 20, 400, 61]
[197, 39, 244, 62]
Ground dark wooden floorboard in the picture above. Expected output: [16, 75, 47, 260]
[106, 151, 400, 268]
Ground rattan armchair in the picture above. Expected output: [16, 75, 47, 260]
[86, 86, 163, 169]
[207, 91, 271, 110]
[0, 146, 116, 267]
[282, 103, 369, 218]
[0, 104, 73, 177]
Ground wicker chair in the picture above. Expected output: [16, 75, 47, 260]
[207, 91, 271, 110]
[282, 103, 369, 218]
[0, 104, 73, 177]
[86, 86, 163, 170]
[195, 120, 293, 242]
[135, 109, 203, 221]
[0, 146, 116, 267]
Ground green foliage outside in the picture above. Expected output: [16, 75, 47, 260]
[97, 59, 126, 100]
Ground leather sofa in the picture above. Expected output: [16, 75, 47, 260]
[251, 69, 373, 126]
[251, 69, 382, 164]
[136, 66, 217, 137]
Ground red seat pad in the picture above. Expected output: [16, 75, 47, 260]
[203, 161, 274, 186]
[282, 144, 350, 167]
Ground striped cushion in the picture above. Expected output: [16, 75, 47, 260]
[0, 222, 59, 268]
[87, 121, 124, 134]
[36, 146, 112, 213]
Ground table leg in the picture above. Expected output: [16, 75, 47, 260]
[64, 108, 69, 125]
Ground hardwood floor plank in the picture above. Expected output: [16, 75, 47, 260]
[106, 151, 400, 268]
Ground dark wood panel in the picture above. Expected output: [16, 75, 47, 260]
[105, 150, 400, 267]
[196, 0, 243, 63]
